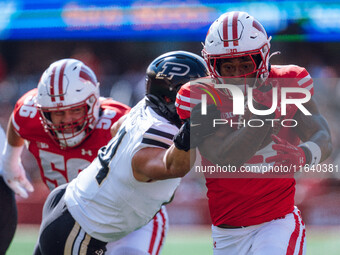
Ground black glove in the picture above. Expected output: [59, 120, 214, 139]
[191, 103, 221, 138]
[173, 120, 191, 151]
[173, 103, 221, 151]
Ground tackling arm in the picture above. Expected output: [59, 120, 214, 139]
[131, 145, 195, 181]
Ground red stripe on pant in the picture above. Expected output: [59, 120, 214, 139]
[286, 212, 301, 255]
[148, 211, 160, 255]
[298, 228, 306, 255]
[155, 209, 167, 255]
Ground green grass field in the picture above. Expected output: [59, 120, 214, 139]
[6, 225, 340, 254]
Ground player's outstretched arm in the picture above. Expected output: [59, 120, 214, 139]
[2, 114, 34, 198]
[132, 122, 195, 181]
[293, 98, 332, 164]
[131, 145, 194, 181]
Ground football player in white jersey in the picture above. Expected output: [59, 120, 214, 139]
[33, 51, 208, 255]
[0, 125, 17, 254]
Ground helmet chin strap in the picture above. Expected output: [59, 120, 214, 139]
[269, 51, 281, 61]
[257, 51, 280, 87]
[146, 95, 182, 128]
[56, 130, 86, 148]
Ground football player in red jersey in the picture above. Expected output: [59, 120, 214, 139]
[175, 12, 332, 255]
[1, 58, 171, 254]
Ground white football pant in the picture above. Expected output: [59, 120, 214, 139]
[212, 207, 306, 255]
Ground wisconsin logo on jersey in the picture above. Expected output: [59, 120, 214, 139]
[156, 62, 190, 80]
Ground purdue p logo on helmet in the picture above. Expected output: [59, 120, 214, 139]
[156, 62, 190, 80]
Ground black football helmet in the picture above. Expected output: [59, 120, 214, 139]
[146, 51, 208, 127]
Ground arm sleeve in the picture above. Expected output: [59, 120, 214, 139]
[295, 67, 314, 96]
[131, 121, 179, 158]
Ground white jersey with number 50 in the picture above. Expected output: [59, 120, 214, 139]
[65, 98, 181, 243]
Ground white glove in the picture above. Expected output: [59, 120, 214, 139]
[2, 143, 34, 198]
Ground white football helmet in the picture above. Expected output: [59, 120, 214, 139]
[36, 59, 100, 148]
[202, 11, 271, 83]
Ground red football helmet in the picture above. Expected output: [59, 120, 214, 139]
[36, 59, 100, 148]
[202, 11, 271, 84]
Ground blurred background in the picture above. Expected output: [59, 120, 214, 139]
[1, 0, 340, 254]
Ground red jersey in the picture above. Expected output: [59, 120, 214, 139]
[176, 65, 314, 226]
[12, 88, 130, 190]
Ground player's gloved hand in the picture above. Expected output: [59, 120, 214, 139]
[252, 86, 281, 119]
[265, 134, 306, 169]
[2, 143, 34, 198]
[173, 103, 221, 151]
[173, 120, 191, 151]
[190, 103, 221, 137]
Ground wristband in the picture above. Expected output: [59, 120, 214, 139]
[298, 141, 321, 166]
